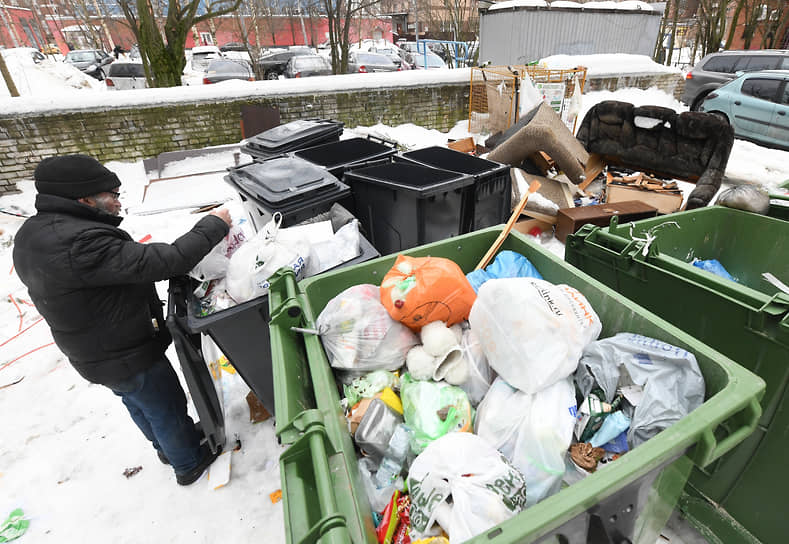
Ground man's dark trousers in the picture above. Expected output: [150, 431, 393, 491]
[108, 356, 203, 474]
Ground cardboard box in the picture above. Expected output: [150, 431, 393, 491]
[605, 173, 683, 215]
[555, 201, 658, 242]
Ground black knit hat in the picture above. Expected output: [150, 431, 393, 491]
[34, 154, 121, 199]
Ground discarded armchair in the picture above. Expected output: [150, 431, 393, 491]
[486, 102, 589, 185]
[575, 100, 734, 209]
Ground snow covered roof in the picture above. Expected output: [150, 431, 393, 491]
[488, 0, 653, 10]
[489, 0, 548, 10]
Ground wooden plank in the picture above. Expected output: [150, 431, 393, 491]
[578, 153, 605, 192]
[476, 180, 541, 270]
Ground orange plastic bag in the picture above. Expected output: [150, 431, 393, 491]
[380, 255, 476, 332]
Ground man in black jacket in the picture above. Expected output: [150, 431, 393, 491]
[13, 154, 232, 486]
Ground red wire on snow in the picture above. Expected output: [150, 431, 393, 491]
[0, 342, 55, 371]
[8, 294, 23, 332]
[0, 317, 44, 348]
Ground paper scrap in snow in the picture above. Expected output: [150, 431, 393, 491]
[209, 451, 232, 490]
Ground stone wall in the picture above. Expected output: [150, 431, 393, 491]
[0, 72, 684, 195]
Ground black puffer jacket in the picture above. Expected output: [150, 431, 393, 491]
[13, 194, 229, 386]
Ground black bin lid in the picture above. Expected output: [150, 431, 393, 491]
[245, 119, 343, 152]
[227, 157, 341, 205]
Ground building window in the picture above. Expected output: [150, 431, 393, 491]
[200, 32, 214, 45]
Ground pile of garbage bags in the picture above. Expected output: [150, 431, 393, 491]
[314, 251, 706, 543]
[189, 208, 363, 315]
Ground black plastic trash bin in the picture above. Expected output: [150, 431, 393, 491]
[225, 157, 350, 231]
[395, 146, 511, 232]
[292, 136, 398, 179]
[166, 234, 379, 452]
[344, 161, 474, 255]
[240, 119, 343, 161]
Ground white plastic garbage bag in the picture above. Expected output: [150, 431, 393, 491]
[316, 284, 418, 372]
[475, 377, 577, 506]
[189, 224, 247, 282]
[575, 333, 705, 447]
[225, 213, 309, 303]
[407, 432, 528, 543]
[469, 277, 602, 394]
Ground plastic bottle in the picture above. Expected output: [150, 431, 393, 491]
[374, 424, 411, 489]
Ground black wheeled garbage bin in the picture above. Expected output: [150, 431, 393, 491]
[240, 119, 343, 161]
[343, 161, 474, 255]
[225, 157, 350, 231]
[292, 136, 398, 179]
[166, 234, 379, 449]
[396, 146, 511, 232]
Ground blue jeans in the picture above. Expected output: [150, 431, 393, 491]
[109, 356, 203, 475]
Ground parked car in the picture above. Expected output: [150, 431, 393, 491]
[190, 45, 223, 71]
[3, 47, 46, 64]
[202, 58, 255, 84]
[220, 42, 247, 52]
[699, 70, 789, 150]
[41, 43, 60, 55]
[369, 45, 411, 70]
[681, 49, 789, 110]
[411, 50, 448, 70]
[285, 54, 332, 78]
[63, 49, 113, 79]
[105, 62, 148, 90]
[347, 51, 400, 73]
[257, 49, 312, 80]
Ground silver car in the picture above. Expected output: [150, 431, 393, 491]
[64, 49, 114, 80]
[105, 62, 148, 90]
[347, 52, 399, 73]
[681, 49, 789, 110]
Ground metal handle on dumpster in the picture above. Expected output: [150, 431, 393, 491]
[566, 224, 645, 262]
[693, 396, 762, 467]
[278, 410, 352, 544]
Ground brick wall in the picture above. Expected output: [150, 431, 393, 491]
[0, 72, 684, 195]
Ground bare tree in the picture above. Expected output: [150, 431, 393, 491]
[65, 0, 107, 48]
[694, 0, 728, 57]
[322, 0, 383, 74]
[756, 0, 789, 49]
[116, 0, 242, 87]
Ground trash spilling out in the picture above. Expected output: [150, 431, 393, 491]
[303, 246, 708, 543]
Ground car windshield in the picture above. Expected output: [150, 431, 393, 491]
[294, 57, 329, 70]
[357, 53, 394, 66]
[414, 53, 444, 67]
[207, 60, 250, 75]
[193, 52, 221, 70]
[66, 51, 96, 62]
[109, 63, 145, 77]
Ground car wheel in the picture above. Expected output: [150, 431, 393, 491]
[265, 71, 279, 80]
[690, 93, 709, 112]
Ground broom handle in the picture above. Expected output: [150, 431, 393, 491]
[475, 180, 541, 270]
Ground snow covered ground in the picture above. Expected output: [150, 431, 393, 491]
[1, 55, 789, 543]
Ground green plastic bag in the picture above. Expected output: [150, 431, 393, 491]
[400, 373, 473, 453]
[0, 509, 29, 543]
[343, 370, 399, 407]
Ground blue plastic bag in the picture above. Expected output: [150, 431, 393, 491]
[466, 250, 543, 292]
[692, 259, 735, 282]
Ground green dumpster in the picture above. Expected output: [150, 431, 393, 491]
[769, 183, 789, 221]
[565, 206, 789, 544]
[267, 226, 764, 544]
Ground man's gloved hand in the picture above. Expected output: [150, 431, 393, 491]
[209, 208, 232, 226]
